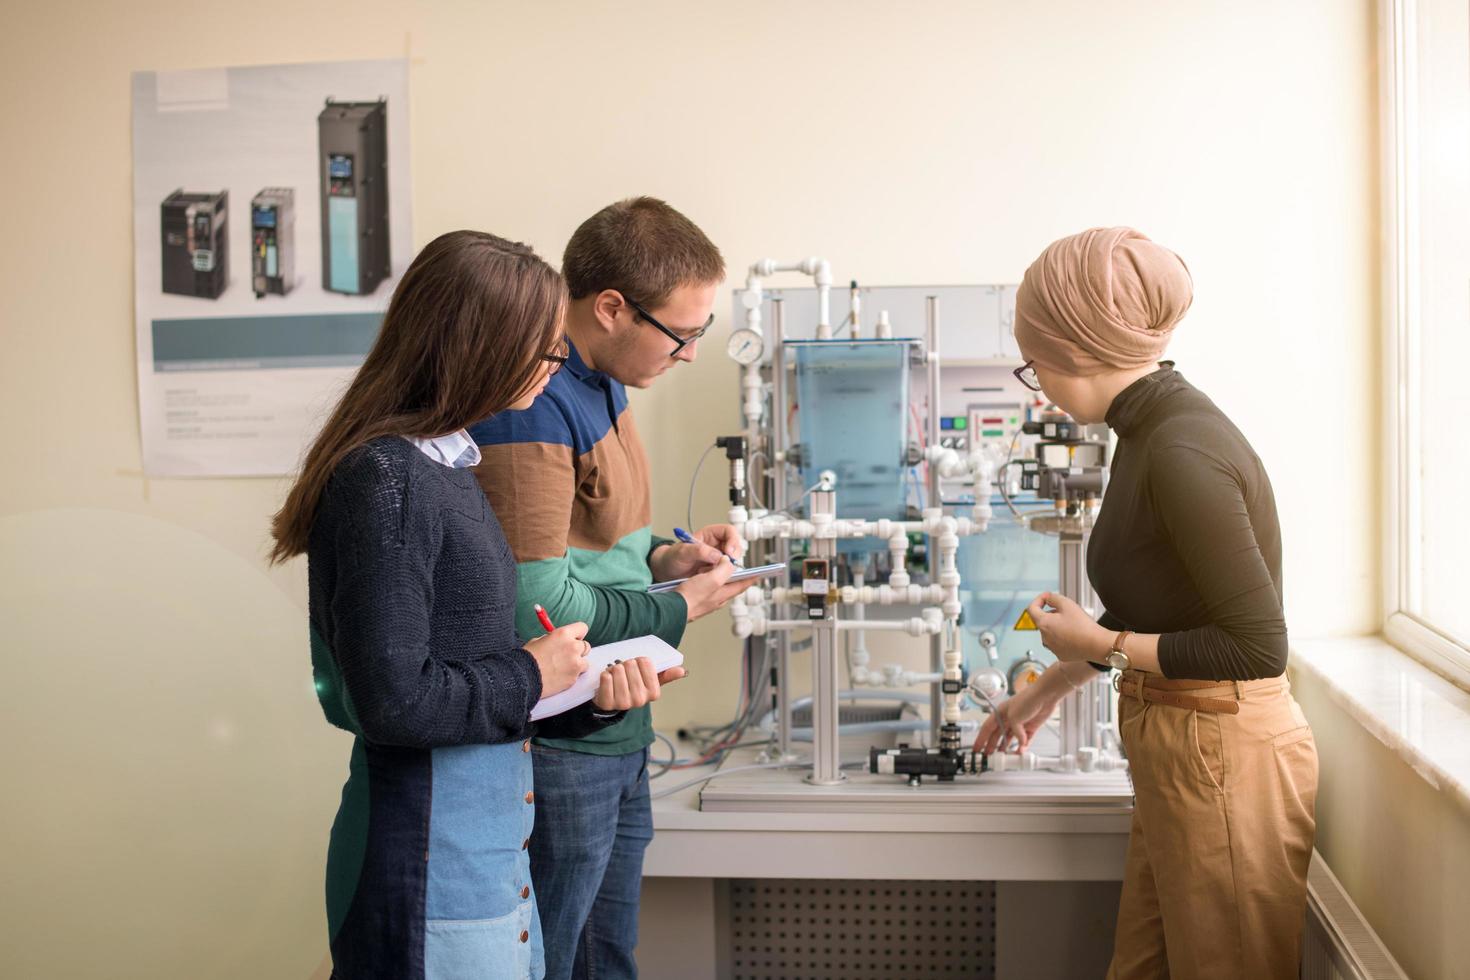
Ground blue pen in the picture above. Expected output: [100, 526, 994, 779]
[673, 527, 741, 568]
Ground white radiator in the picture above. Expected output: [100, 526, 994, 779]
[1303, 850, 1410, 980]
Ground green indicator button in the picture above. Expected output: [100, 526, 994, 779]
[953, 417, 967, 430]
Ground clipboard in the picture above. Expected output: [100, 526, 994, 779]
[529, 635, 684, 721]
[645, 561, 788, 594]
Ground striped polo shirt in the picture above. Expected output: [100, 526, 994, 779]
[469, 341, 688, 755]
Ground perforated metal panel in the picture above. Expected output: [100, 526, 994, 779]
[721, 879, 996, 980]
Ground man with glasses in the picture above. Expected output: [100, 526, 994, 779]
[469, 197, 747, 980]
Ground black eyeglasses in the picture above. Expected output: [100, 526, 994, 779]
[1013, 359, 1043, 392]
[540, 337, 570, 376]
[625, 296, 715, 357]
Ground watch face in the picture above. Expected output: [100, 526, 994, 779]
[1106, 651, 1130, 671]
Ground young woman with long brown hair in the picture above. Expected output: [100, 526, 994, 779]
[270, 231, 683, 980]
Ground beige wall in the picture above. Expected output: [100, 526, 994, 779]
[1292, 669, 1470, 980]
[0, 1, 1380, 976]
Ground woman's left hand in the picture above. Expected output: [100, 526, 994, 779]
[1027, 591, 1110, 664]
[592, 657, 687, 711]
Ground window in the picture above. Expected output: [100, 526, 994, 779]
[1383, 0, 1470, 686]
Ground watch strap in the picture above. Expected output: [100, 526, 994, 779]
[1106, 630, 1133, 670]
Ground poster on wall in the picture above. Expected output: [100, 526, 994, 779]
[130, 59, 410, 477]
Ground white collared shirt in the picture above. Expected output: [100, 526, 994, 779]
[406, 429, 482, 469]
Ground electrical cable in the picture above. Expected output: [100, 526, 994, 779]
[769, 478, 827, 521]
[746, 450, 770, 511]
[685, 441, 722, 531]
[650, 761, 811, 801]
[677, 639, 753, 752]
[650, 731, 679, 779]
[995, 425, 1030, 522]
[994, 460, 1029, 523]
[670, 636, 774, 770]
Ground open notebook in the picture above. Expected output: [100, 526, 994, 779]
[529, 635, 685, 722]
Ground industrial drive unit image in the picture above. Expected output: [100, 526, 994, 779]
[160, 189, 229, 299]
[318, 98, 390, 295]
[250, 188, 295, 298]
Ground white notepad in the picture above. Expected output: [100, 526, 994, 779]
[645, 561, 787, 594]
[529, 635, 685, 722]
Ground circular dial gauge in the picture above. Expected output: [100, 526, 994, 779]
[726, 328, 764, 365]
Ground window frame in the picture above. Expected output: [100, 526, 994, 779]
[1381, 0, 1470, 689]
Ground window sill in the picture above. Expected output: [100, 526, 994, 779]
[1291, 636, 1470, 817]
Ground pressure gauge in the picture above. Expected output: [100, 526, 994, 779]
[726, 328, 764, 365]
[968, 668, 1007, 703]
[1009, 656, 1047, 693]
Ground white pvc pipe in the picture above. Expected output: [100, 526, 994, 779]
[849, 666, 944, 687]
[849, 566, 869, 680]
[737, 512, 987, 544]
[786, 691, 935, 710]
[741, 361, 763, 428]
[983, 749, 1129, 774]
[887, 532, 910, 589]
[925, 297, 941, 510]
[767, 582, 948, 607]
[744, 257, 832, 340]
[751, 616, 943, 637]
[811, 258, 832, 337]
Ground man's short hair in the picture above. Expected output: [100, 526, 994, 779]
[562, 197, 725, 306]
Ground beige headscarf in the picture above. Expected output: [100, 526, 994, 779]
[1013, 227, 1192, 376]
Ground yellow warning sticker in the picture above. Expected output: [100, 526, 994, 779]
[1014, 608, 1039, 630]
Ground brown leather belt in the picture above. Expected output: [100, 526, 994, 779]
[1115, 675, 1241, 715]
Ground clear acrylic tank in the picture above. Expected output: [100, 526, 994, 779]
[792, 340, 913, 523]
[957, 507, 1060, 681]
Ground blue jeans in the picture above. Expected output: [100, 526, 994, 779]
[528, 745, 652, 980]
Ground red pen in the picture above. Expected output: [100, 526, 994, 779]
[533, 603, 555, 633]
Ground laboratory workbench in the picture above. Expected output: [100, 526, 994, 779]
[635, 745, 1134, 979]
[646, 745, 1133, 881]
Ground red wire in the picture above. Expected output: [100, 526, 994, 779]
[909, 403, 928, 480]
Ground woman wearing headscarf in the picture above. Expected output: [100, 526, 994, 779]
[974, 228, 1318, 979]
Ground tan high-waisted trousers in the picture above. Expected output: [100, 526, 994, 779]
[1106, 671, 1318, 980]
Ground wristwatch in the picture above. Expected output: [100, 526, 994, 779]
[1104, 630, 1133, 671]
